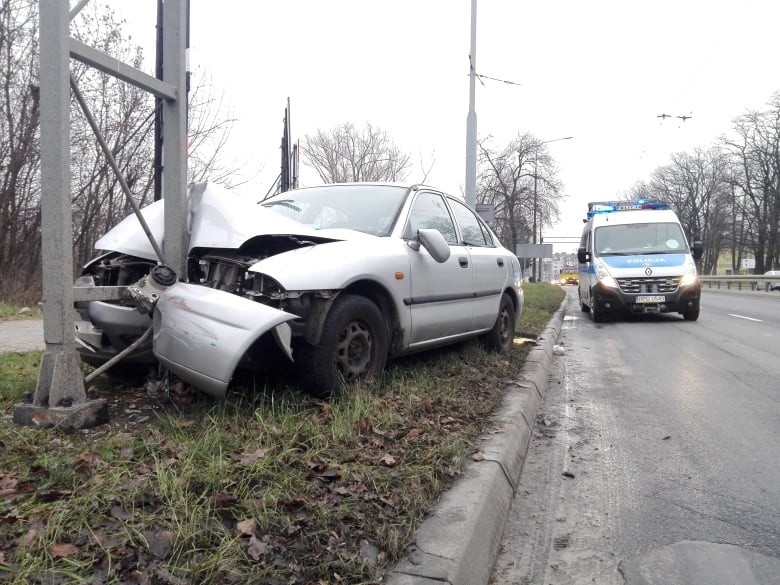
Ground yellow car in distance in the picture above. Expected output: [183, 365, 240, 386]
[560, 267, 579, 285]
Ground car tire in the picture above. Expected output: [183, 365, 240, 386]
[296, 294, 388, 398]
[682, 306, 700, 321]
[480, 293, 516, 353]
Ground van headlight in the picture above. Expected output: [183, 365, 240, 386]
[596, 259, 618, 289]
[679, 260, 699, 287]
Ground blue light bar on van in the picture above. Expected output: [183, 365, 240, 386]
[586, 199, 669, 219]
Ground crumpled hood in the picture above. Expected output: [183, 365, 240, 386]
[94, 182, 352, 261]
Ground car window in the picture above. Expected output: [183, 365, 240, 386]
[407, 192, 458, 244]
[448, 198, 493, 246]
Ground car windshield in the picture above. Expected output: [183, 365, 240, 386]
[261, 185, 408, 237]
[595, 222, 686, 255]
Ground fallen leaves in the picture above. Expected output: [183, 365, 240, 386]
[232, 447, 269, 465]
[50, 542, 78, 558]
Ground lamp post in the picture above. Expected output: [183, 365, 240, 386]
[532, 136, 573, 281]
[465, 0, 477, 210]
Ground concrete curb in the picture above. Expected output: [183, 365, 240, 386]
[383, 296, 568, 585]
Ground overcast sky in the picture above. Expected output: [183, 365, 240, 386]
[109, 0, 780, 252]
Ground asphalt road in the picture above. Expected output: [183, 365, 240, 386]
[491, 287, 780, 585]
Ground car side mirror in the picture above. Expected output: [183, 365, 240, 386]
[577, 246, 589, 264]
[691, 240, 704, 260]
[416, 228, 451, 263]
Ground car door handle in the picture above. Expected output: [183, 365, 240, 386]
[497, 258, 504, 267]
[459, 257, 469, 268]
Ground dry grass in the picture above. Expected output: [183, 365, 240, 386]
[0, 284, 564, 584]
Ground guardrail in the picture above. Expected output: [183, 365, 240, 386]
[700, 275, 780, 292]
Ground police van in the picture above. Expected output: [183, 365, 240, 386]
[577, 199, 703, 322]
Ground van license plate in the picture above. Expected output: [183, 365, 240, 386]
[636, 295, 665, 303]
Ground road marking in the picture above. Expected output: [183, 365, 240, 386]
[728, 313, 762, 322]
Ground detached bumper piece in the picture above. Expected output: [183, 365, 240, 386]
[153, 283, 297, 398]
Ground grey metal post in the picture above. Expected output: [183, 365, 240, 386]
[532, 153, 538, 281]
[464, 0, 477, 209]
[13, 0, 107, 430]
[162, 0, 188, 278]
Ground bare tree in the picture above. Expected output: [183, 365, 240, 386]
[187, 74, 251, 188]
[476, 133, 563, 254]
[647, 147, 732, 274]
[301, 122, 411, 183]
[722, 93, 780, 273]
[0, 0, 41, 303]
[0, 1, 248, 304]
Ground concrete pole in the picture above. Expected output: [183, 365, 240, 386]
[464, 0, 477, 209]
[35, 0, 84, 405]
[13, 0, 107, 430]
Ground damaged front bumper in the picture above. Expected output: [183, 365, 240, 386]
[153, 282, 298, 399]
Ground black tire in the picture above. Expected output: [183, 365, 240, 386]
[682, 306, 700, 321]
[579, 291, 589, 312]
[296, 294, 388, 398]
[480, 293, 516, 353]
[590, 290, 605, 323]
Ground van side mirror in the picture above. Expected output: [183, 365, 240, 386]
[691, 240, 704, 260]
[577, 246, 589, 264]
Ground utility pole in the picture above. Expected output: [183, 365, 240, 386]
[464, 0, 477, 209]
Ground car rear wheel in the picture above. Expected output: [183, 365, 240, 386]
[480, 293, 515, 353]
[296, 294, 388, 398]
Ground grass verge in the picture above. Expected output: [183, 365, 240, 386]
[0, 304, 41, 321]
[0, 284, 564, 584]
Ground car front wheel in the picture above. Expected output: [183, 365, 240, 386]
[480, 293, 515, 353]
[296, 294, 388, 398]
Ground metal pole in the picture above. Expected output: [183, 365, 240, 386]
[533, 152, 538, 281]
[464, 0, 477, 209]
[162, 0, 188, 278]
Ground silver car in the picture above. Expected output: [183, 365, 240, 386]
[763, 270, 780, 291]
[75, 182, 523, 398]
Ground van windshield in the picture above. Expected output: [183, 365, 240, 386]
[594, 223, 686, 256]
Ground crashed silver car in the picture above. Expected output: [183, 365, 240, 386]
[75, 182, 524, 398]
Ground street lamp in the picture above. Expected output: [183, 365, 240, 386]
[532, 136, 573, 282]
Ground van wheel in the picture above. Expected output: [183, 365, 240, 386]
[682, 306, 700, 321]
[579, 291, 589, 312]
[590, 293, 605, 323]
